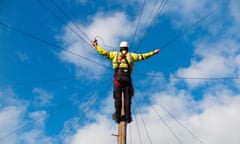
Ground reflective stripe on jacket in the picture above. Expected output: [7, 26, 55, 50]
[95, 45, 156, 72]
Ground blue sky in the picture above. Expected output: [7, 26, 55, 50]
[1, 0, 240, 144]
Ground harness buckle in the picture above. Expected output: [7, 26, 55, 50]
[123, 69, 128, 72]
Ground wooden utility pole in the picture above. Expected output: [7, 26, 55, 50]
[118, 92, 127, 144]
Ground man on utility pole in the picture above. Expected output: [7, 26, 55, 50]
[92, 40, 160, 123]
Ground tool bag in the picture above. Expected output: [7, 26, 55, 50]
[115, 68, 130, 84]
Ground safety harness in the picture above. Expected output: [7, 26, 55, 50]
[114, 51, 132, 86]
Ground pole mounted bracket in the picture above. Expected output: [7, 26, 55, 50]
[112, 134, 119, 137]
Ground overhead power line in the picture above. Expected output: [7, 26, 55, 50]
[153, 98, 205, 144]
[49, 0, 92, 42]
[0, 21, 111, 70]
[0, 3, 224, 87]
[135, 85, 205, 144]
[37, 0, 92, 47]
[134, 86, 183, 144]
[172, 76, 240, 80]
[133, 99, 153, 144]
[95, 35, 117, 50]
[132, 106, 143, 144]
[128, 125, 133, 144]
[134, 3, 218, 54]
[0, 75, 112, 142]
[151, 105, 183, 144]
[160, 6, 219, 50]
[134, 0, 168, 52]
[48, 78, 113, 143]
[131, 0, 147, 48]
[134, 72, 240, 80]
[1, 73, 239, 87]
[0, 73, 111, 87]
[45, 0, 118, 51]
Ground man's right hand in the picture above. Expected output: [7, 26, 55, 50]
[92, 40, 98, 47]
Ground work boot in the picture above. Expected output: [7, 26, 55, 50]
[112, 113, 120, 123]
[126, 116, 133, 123]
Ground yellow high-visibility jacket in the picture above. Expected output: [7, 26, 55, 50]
[95, 45, 157, 72]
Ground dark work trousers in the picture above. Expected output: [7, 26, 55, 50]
[113, 83, 132, 121]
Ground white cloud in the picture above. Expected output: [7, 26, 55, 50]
[227, 0, 240, 36]
[148, 87, 240, 144]
[165, 0, 218, 28]
[161, 0, 240, 89]
[0, 106, 24, 144]
[33, 88, 54, 107]
[16, 51, 29, 62]
[58, 12, 135, 78]
[63, 115, 115, 144]
[56, 0, 222, 80]
[28, 111, 48, 128]
[0, 87, 53, 144]
[19, 129, 52, 144]
[77, 0, 87, 5]
[196, 95, 240, 144]
[229, 0, 240, 25]
[234, 55, 240, 88]
[86, 12, 134, 44]
[60, 84, 240, 144]
[0, 88, 26, 144]
[55, 1, 240, 144]
[176, 38, 240, 88]
[57, 1, 173, 78]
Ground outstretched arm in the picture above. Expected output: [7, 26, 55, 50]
[131, 49, 160, 61]
[91, 40, 111, 58]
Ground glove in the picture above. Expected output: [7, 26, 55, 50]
[92, 39, 98, 47]
[154, 49, 160, 54]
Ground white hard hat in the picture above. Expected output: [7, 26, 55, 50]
[120, 41, 128, 47]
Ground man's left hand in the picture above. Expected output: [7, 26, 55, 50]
[154, 49, 160, 54]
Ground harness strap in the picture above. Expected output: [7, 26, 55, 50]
[116, 52, 131, 71]
[114, 52, 131, 86]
